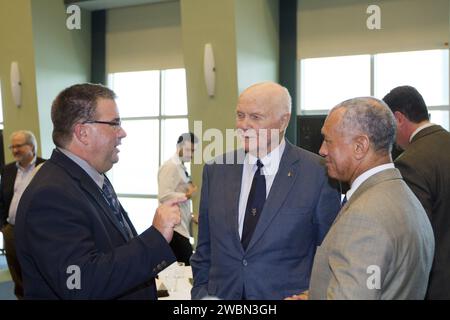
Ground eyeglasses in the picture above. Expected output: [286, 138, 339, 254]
[8, 143, 29, 150]
[82, 119, 122, 129]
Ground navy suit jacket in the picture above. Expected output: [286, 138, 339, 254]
[15, 149, 175, 299]
[191, 142, 341, 300]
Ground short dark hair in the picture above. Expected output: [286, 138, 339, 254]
[51, 83, 116, 147]
[177, 132, 198, 146]
[382, 85, 429, 123]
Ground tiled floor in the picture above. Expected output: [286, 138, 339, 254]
[0, 255, 16, 300]
[0, 254, 7, 270]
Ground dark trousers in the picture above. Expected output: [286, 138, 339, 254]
[1, 223, 23, 299]
[169, 231, 193, 266]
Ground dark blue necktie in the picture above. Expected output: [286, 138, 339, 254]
[341, 195, 348, 207]
[102, 178, 131, 240]
[241, 159, 266, 250]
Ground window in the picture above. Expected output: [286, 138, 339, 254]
[300, 55, 371, 111]
[108, 69, 189, 234]
[300, 49, 450, 130]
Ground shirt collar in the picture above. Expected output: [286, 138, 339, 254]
[246, 138, 286, 176]
[346, 163, 395, 200]
[57, 147, 105, 189]
[410, 122, 435, 142]
[16, 155, 37, 171]
[171, 152, 183, 165]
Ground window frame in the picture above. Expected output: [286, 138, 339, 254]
[107, 69, 189, 232]
[298, 50, 450, 130]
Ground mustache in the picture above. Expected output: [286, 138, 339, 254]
[236, 128, 258, 139]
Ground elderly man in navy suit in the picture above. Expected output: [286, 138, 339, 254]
[191, 82, 341, 300]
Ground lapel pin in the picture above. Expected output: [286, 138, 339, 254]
[288, 171, 292, 177]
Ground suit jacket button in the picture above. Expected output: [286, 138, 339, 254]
[242, 259, 248, 266]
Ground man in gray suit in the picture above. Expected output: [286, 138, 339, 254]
[190, 82, 341, 300]
[308, 97, 434, 299]
[383, 86, 450, 299]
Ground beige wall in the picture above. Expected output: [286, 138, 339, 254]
[0, 0, 91, 162]
[31, 0, 91, 158]
[235, 0, 279, 93]
[180, 0, 240, 218]
[181, 0, 279, 221]
[107, 1, 184, 72]
[0, 0, 41, 163]
[298, 0, 449, 58]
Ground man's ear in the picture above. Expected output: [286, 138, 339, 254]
[353, 134, 370, 160]
[73, 123, 89, 145]
[280, 113, 291, 131]
[394, 111, 406, 127]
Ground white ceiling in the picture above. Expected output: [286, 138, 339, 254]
[65, 0, 175, 11]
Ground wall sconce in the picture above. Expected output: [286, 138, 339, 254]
[204, 43, 215, 97]
[10, 61, 22, 107]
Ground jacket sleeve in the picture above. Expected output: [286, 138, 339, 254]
[0, 165, 7, 228]
[190, 164, 211, 299]
[17, 184, 176, 299]
[326, 211, 391, 299]
[313, 172, 341, 246]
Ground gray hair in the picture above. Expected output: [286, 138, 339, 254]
[332, 97, 396, 154]
[11, 130, 38, 155]
[243, 81, 292, 115]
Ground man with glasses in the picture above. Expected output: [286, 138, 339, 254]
[15, 83, 183, 299]
[0, 130, 45, 299]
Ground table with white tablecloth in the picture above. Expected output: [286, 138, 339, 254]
[156, 262, 192, 300]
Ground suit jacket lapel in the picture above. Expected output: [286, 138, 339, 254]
[78, 176, 131, 241]
[224, 159, 244, 251]
[51, 150, 130, 241]
[245, 142, 299, 252]
[119, 202, 138, 237]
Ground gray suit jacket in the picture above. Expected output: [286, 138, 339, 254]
[395, 125, 450, 299]
[309, 168, 434, 300]
[191, 141, 341, 300]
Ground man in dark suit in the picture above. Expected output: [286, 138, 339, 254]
[383, 85, 450, 299]
[190, 82, 341, 300]
[15, 83, 183, 299]
[0, 130, 45, 299]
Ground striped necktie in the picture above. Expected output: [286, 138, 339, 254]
[102, 178, 132, 240]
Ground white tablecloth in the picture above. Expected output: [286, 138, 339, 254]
[157, 263, 192, 300]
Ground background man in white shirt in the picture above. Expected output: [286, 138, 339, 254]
[158, 132, 198, 265]
[0, 130, 45, 299]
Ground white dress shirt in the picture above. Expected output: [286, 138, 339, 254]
[238, 139, 286, 239]
[346, 163, 395, 201]
[158, 153, 192, 239]
[7, 157, 40, 225]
